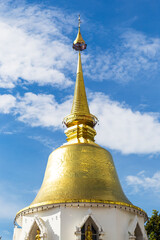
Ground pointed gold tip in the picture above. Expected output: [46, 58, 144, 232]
[74, 14, 85, 44]
[73, 28, 86, 44]
[71, 52, 90, 115]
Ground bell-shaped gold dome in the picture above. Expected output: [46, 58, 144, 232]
[30, 143, 131, 208]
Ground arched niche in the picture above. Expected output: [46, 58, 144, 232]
[75, 214, 104, 240]
[134, 223, 143, 240]
[81, 216, 99, 240]
[26, 216, 47, 240]
[28, 221, 39, 240]
[128, 215, 147, 240]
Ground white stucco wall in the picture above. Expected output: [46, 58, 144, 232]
[13, 204, 147, 240]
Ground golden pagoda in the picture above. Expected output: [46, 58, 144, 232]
[16, 16, 146, 219]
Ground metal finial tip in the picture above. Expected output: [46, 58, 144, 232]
[78, 14, 81, 28]
[73, 15, 87, 51]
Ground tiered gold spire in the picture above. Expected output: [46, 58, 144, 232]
[64, 16, 97, 142]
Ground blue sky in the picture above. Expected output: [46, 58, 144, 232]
[0, 0, 160, 239]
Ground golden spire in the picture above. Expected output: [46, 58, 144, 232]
[71, 51, 90, 115]
[64, 16, 97, 142]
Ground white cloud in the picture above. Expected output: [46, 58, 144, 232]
[15, 92, 72, 129]
[0, 1, 160, 90]
[126, 171, 160, 193]
[0, 2, 160, 89]
[122, 30, 160, 57]
[0, 1, 76, 88]
[0, 94, 16, 113]
[1, 91, 160, 154]
[28, 135, 57, 150]
[85, 30, 160, 83]
[0, 91, 159, 154]
[90, 93, 160, 154]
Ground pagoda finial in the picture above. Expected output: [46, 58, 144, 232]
[73, 15, 87, 51]
[63, 17, 97, 143]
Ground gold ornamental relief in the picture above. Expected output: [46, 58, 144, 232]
[85, 225, 93, 240]
[35, 229, 41, 240]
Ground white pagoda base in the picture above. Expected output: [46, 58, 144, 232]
[13, 203, 148, 240]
